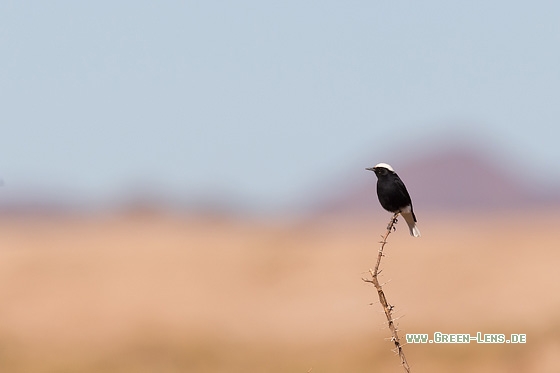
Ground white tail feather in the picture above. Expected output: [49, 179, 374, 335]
[401, 211, 421, 237]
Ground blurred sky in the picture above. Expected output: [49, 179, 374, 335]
[1, 1, 560, 212]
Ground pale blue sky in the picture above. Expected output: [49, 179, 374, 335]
[1, 2, 559, 212]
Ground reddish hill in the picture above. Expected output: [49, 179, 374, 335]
[310, 147, 559, 216]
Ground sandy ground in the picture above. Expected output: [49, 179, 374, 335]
[0, 209, 558, 372]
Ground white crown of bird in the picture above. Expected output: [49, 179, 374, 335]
[374, 163, 394, 172]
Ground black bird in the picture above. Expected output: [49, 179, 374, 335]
[366, 163, 420, 237]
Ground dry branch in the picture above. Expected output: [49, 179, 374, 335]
[363, 213, 411, 373]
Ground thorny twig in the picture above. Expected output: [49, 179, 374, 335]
[363, 213, 411, 372]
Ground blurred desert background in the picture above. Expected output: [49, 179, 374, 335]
[3, 2, 560, 372]
[1, 147, 560, 373]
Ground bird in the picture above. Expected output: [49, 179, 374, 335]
[366, 163, 420, 237]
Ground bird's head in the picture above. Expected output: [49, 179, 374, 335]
[366, 163, 395, 177]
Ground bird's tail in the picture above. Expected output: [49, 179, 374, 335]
[401, 211, 421, 237]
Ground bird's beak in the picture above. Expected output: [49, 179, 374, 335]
[366, 167, 375, 172]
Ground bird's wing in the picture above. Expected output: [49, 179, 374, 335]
[394, 178, 418, 222]
[394, 177, 413, 205]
